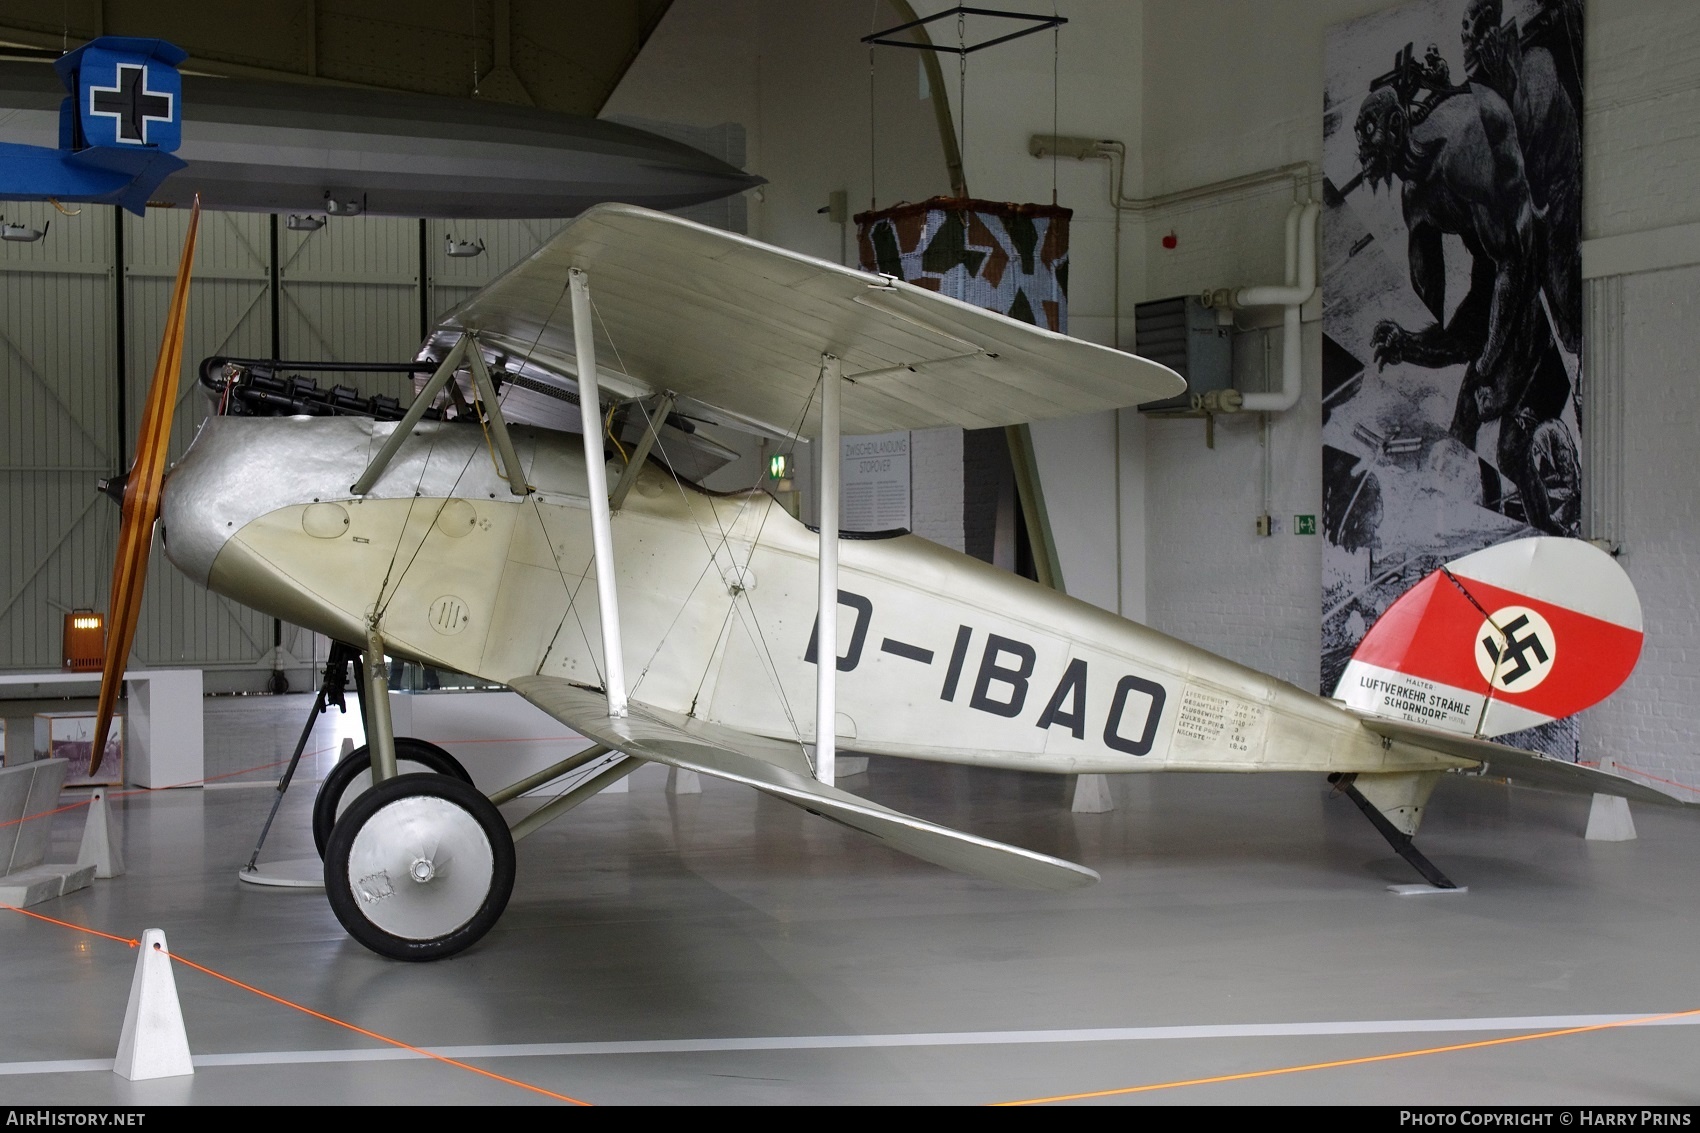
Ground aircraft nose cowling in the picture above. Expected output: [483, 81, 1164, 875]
[160, 414, 377, 587]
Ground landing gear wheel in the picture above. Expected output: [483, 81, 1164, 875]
[323, 773, 515, 961]
[312, 738, 472, 859]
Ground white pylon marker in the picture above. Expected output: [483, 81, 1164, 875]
[1071, 773, 1115, 814]
[1585, 794, 1636, 841]
[77, 788, 125, 878]
[339, 736, 355, 759]
[666, 767, 702, 796]
[114, 928, 194, 1080]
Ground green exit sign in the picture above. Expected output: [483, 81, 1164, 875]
[1294, 514, 1317, 535]
[768, 453, 792, 480]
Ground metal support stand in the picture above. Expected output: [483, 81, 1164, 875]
[242, 643, 358, 873]
[1331, 773, 1458, 890]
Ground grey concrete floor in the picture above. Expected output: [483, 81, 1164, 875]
[0, 693, 1697, 1105]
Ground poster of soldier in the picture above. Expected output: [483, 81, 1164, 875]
[1320, 0, 1583, 756]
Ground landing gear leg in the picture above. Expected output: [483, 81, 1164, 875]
[363, 623, 399, 783]
[1330, 772, 1458, 889]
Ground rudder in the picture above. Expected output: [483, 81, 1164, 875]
[1334, 537, 1642, 739]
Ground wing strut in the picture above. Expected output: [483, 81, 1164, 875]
[815, 353, 842, 785]
[569, 268, 628, 718]
[610, 390, 677, 511]
[351, 336, 468, 496]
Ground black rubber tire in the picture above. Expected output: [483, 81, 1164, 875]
[323, 772, 515, 962]
[312, 738, 472, 859]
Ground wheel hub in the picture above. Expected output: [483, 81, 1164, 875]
[342, 795, 496, 940]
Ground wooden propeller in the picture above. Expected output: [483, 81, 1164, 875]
[91, 198, 200, 773]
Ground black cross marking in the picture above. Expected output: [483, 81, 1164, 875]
[1481, 614, 1550, 686]
[89, 64, 172, 145]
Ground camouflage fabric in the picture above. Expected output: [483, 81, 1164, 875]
[855, 196, 1071, 332]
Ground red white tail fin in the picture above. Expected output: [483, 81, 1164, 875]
[1334, 538, 1643, 738]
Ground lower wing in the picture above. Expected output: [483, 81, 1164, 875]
[508, 676, 1098, 891]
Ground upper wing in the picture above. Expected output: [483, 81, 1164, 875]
[430, 203, 1184, 439]
[1354, 712, 1692, 807]
[509, 675, 1099, 891]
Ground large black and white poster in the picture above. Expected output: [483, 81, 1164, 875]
[1321, 0, 1584, 756]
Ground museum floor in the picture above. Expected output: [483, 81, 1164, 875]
[0, 693, 1696, 1105]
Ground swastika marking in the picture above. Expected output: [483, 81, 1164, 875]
[1475, 606, 1556, 692]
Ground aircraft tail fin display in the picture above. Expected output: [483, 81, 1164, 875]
[0, 37, 186, 215]
[1335, 537, 1643, 739]
[508, 676, 1100, 892]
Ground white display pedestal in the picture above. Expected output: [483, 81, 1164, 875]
[0, 758, 96, 906]
[0, 670, 203, 789]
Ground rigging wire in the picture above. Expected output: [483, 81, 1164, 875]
[868, 0, 879, 210]
[636, 377, 822, 759]
[529, 491, 606, 688]
[1052, 4, 1060, 207]
[958, 7, 968, 197]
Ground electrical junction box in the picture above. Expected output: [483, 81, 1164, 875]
[1134, 295, 1232, 413]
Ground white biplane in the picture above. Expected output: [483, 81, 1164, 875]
[91, 200, 1678, 960]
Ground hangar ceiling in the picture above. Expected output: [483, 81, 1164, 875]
[0, 0, 672, 114]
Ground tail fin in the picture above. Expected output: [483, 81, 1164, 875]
[1334, 537, 1642, 738]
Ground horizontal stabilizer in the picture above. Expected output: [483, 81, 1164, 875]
[1353, 712, 1691, 808]
[509, 676, 1099, 891]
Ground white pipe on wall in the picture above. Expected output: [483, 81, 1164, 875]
[1230, 200, 1318, 414]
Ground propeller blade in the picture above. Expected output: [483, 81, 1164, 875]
[92, 198, 200, 773]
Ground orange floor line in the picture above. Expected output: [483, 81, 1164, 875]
[992, 1005, 1700, 1104]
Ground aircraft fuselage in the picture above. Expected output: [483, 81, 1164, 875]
[163, 415, 1463, 779]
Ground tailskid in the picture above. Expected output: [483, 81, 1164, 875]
[1329, 772, 1459, 889]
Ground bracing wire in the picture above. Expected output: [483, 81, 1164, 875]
[545, 287, 823, 757]
[529, 491, 606, 688]
[622, 371, 821, 757]
[1052, 4, 1060, 207]
[958, 7, 968, 197]
[868, 0, 879, 211]
[374, 433, 482, 620]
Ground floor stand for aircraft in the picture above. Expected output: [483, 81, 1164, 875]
[240, 643, 360, 883]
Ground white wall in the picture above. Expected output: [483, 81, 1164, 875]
[604, 0, 953, 259]
[1134, 0, 1385, 688]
